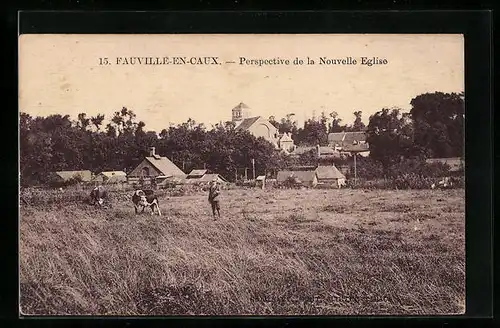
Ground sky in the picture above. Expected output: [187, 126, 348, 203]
[19, 34, 464, 132]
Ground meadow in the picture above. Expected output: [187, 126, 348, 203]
[19, 187, 465, 316]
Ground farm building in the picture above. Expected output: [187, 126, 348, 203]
[316, 165, 346, 188]
[184, 169, 228, 185]
[277, 169, 318, 188]
[49, 170, 93, 184]
[256, 175, 266, 189]
[128, 147, 185, 185]
[156, 175, 187, 188]
[425, 157, 464, 174]
[92, 171, 127, 184]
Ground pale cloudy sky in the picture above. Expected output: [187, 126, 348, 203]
[19, 34, 464, 132]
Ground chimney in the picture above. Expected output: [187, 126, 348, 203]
[149, 147, 156, 157]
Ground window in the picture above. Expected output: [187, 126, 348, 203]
[142, 167, 150, 177]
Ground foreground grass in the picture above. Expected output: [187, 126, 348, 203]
[20, 188, 465, 315]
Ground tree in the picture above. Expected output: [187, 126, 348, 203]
[297, 118, 328, 146]
[328, 111, 344, 133]
[90, 114, 105, 131]
[351, 111, 366, 132]
[410, 92, 464, 158]
[366, 108, 414, 173]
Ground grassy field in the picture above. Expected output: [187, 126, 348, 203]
[19, 187, 465, 316]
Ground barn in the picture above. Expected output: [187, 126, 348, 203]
[49, 170, 93, 185]
[128, 147, 185, 186]
[184, 169, 228, 185]
[316, 165, 346, 188]
[277, 170, 318, 188]
[92, 171, 127, 184]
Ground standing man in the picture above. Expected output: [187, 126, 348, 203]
[208, 178, 221, 219]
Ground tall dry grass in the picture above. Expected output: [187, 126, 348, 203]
[20, 188, 465, 315]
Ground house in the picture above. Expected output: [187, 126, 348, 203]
[232, 102, 280, 147]
[277, 170, 318, 188]
[328, 131, 368, 148]
[425, 157, 464, 173]
[328, 131, 367, 147]
[128, 147, 185, 184]
[328, 131, 370, 157]
[50, 170, 93, 184]
[316, 165, 346, 188]
[278, 132, 296, 153]
[92, 171, 127, 184]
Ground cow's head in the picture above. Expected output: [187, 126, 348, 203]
[139, 195, 149, 206]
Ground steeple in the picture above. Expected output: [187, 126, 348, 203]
[232, 102, 251, 122]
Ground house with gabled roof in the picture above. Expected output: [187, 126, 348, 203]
[328, 131, 370, 156]
[328, 131, 367, 147]
[128, 147, 185, 180]
[278, 132, 295, 153]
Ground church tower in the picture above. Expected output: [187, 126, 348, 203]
[232, 102, 251, 122]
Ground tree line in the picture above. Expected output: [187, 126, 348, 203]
[19, 91, 464, 186]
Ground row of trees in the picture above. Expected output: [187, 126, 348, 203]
[20, 91, 464, 186]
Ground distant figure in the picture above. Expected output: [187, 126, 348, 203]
[208, 179, 221, 219]
[132, 189, 161, 216]
[90, 185, 107, 206]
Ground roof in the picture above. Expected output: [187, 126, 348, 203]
[316, 165, 346, 180]
[343, 131, 367, 143]
[277, 170, 317, 183]
[93, 171, 127, 183]
[328, 131, 367, 144]
[425, 157, 464, 171]
[157, 174, 187, 185]
[318, 146, 337, 155]
[185, 173, 228, 183]
[145, 156, 185, 176]
[290, 146, 315, 156]
[328, 133, 346, 143]
[232, 102, 250, 110]
[99, 171, 127, 177]
[342, 143, 370, 153]
[54, 170, 92, 182]
[235, 116, 261, 131]
[287, 165, 317, 171]
[279, 133, 294, 142]
[187, 169, 208, 177]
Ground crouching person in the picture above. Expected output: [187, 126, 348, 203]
[208, 179, 221, 219]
